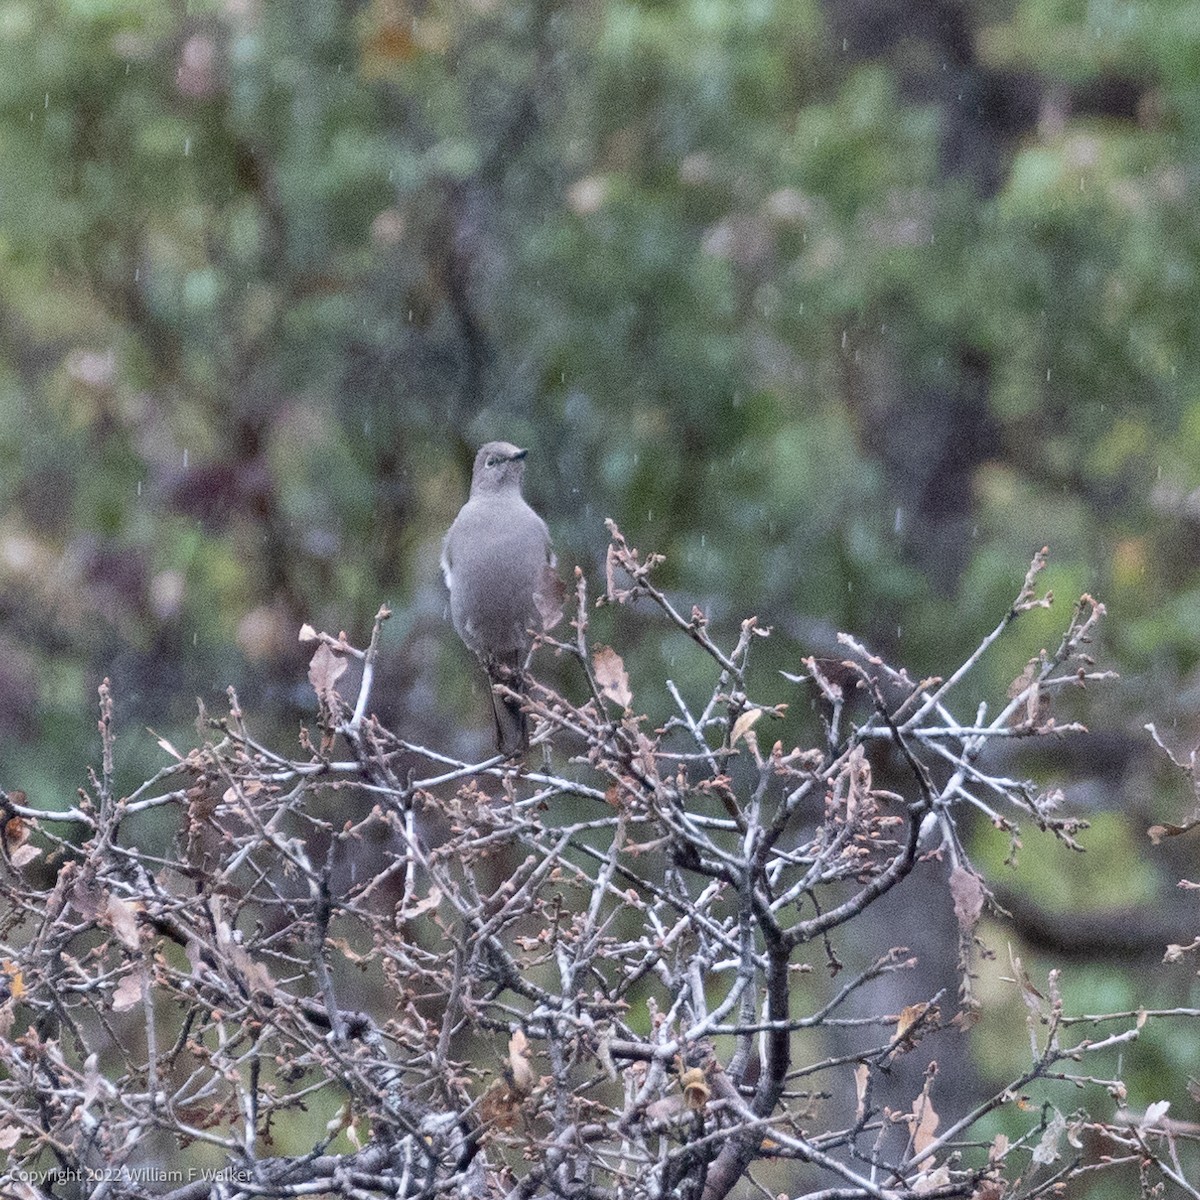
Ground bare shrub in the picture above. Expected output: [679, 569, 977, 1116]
[0, 527, 1191, 1200]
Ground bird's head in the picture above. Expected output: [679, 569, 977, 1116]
[471, 441, 528, 495]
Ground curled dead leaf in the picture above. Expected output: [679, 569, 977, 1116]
[308, 642, 347, 703]
[507, 1029, 536, 1095]
[4, 803, 29, 845]
[395, 885, 442, 923]
[679, 1066, 709, 1112]
[593, 645, 633, 710]
[155, 732, 185, 759]
[9, 842, 40, 868]
[895, 1001, 937, 1046]
[1148, 822, 1191, 844]
[326, 937, 377, 966]
[111, 970, 143, 1013]
[0, 961, 23, 1003]
[854, 1062, 869, 1123]
[908, 1094, 939, 1154]
[1031, 1107, 1065, 1165]
[949, 865, 985, 934]
[1008, 946, 1045, 1017]
[1142, 1099, 1170, 1128]
[105, 894, 142, 952]
[535, 563, 566, 632]
[325, 1102, 353, 1138]
[643, 1094, 687, 1124]
[3, 797, 38, 868]
[971, 1182, 1004, 1200]
[1164, 940, 1200, 962]
[951, 1004, 982, 1031]
[730, 708, 763, 747]
[911, 1162, 950, 1195]
[236, 949, 275, 997]
[481, 1078, 525, 1130]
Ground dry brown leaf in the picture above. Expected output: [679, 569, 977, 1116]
[971, 1182, 1005, 1200]
[10, 843, 39, 868]
[308, 642, 347, 702]
[1007, 660, 1034, 698]
[1148, 822, 1192, 844]
[1031, 1108, 1065, 1165]
[111, 971, 143, 1013]
[105, 894, 142, 951]
[480, 1079, 524, 1130]
[1008, 946, 1044, 1018]
[535, 563, 566, 631]
[1, 960, 24, 1001]
[69, 869, 100, 920]
[853, 1062, 869, 1123]
[1007, 658, 1051, 726]
[895, 1001, 934, 1044]
[912, 1163, 950, 1195]
[325, 1102, 353, 1139]
[326, 937, 377, 965]
[643, 1094, 687, 1123]
[604, 540, 620, 601]
[232, 946, 275, 997]
[730, 708, 763, 747]
[216, 919, 275, 996]
[951, 1005, 982, 1032]
[636, 732, 660, 782]
[1142, 1099, 1171, 1127]
[4, 800, 32, 856]
[593, 645, 633, 710]
[155, 732, 186, 759]
[508, 1029, 536, 1095]
[910, 1094, 939, 1154]
[1164, 939, 1200, 962]
[398, 885, 442, 921]
[679, 1066, 709, 1112]
[595, 1024, 617, 1081]
[949, 865, 985, 934]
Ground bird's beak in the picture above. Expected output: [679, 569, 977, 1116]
[512, 448, 529, 461]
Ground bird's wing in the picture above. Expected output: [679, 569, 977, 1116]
[439, 527, 455, 589]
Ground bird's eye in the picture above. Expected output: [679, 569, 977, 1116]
[485, 456, 498, 468]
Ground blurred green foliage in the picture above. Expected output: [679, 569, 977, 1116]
[1, 0, 1200, 1182]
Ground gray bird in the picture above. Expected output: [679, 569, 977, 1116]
[441, 441, 564, 755]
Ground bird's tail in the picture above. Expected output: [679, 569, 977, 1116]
[488, 655, 528, 756]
